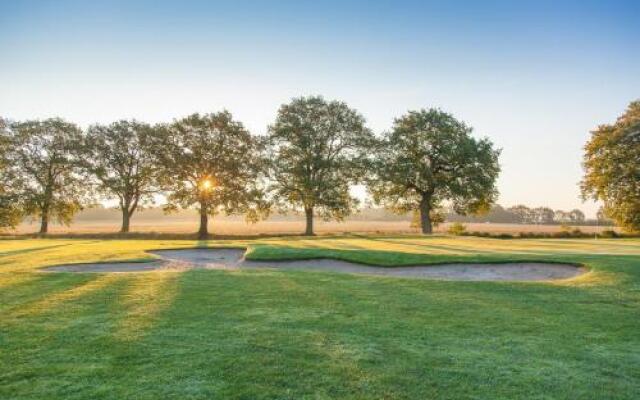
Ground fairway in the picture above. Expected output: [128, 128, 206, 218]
[1, 236, 640, 399]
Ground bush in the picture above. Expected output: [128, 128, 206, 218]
[448, 222, 467, 236]
[552, 231, 572, 238]
[599, 229, 618, 238]
[519, 232, 537, 238]
[560, 223, 572, 232]
[459, 229, 630, 240]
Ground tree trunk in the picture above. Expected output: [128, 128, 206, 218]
[39, 209, 49, 235]
[198, 205, 209, 239]
[419, 196, 432, 234]
[120, 209, 131, 233]
[304, 207, 314, 236]
[40, 179, 53, 235]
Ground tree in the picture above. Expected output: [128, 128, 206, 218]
[508, 205, 532, 224]
[268, 96, 374, 235]
[596, 207, 613, 225]
[368, 109, 500, 234]
[0, 118, 23, 229]
[554, 210, 570, 224]
[582, 100, 640, 232]
[9, 118, 86, 234]
[531, 207, 555, 224]
[568, 209, 585, 224]
[411, 207, 445, 230]
[82, 120, 159, 232]
[157, 111, 268, 239]
[485, 204, 519, 223]
[446, 204, 520, 224]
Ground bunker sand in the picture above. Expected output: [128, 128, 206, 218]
[43, 248, 586, 281]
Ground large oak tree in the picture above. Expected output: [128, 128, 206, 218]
[9, 118, 86, 234]
[582, 100, 640, 232]
[0, 118, 23, 229]
[268, 96, 374, 235]
[157, 111, 268, 238]
[82, 120, 159, 232]
[368, 109, 500, 234]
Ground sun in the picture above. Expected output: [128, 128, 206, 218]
[200, 178, 213, 191]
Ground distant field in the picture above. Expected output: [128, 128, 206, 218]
[13, 219, 619, 235]
[12, 208, 612, 235]
[10, 206, 618, 236]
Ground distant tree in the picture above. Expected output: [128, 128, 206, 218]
[596, 207, 614, 225]
[448, 203, 523, 224]
[9, 119, 86, 234]
[531, 207, 555, 224]
[82, 120, 159, 232]
[157, 112, 268, 239]
[582, 100, 640, 232]
[568, 209, 585, 224]
[554, 210, 570, 224]
[508, 205, 532, 224]
[485, 204, 519, 223]
[368, 109, 500, 234]
[0, 118, 23, 229]
[268, 96, 374, 235]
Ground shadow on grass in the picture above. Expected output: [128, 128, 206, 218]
[0, 243, 75, 258]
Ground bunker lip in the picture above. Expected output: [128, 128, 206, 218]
[42, 248, 587, 281]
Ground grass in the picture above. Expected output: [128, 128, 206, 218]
[1, 235, 639, 399]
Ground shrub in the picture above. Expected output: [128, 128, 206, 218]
[560, 223, 572, 232]
[448, 222, 467, 236]
[553, 231, 572, 238]
[599, 230, 618, 238]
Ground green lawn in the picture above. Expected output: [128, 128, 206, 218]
[1, 235, 639, 399]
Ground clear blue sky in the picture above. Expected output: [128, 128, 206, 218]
[1, 0, 639, 216]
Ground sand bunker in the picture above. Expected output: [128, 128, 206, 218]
[43, 248, 586, 281]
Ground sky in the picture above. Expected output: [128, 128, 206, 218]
[1, 0, 639, 217]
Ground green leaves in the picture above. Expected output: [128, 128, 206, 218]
[1, 101, 508, 235]
[157, 111, 269, 221]
[81, 120, 160, 232]
[83, 121, 158, 210]
[267, 96, 374, 233]
[582, 100, 640, 232]
[0, 118, 23, 229]
[7, 118, 87, 232]
[367, 108, 501, 233]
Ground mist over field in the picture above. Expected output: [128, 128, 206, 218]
[12, 206, 616, 235]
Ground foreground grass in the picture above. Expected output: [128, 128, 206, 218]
[1, 235, 639, 399]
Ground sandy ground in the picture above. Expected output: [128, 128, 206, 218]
[44, 248, 586, 281]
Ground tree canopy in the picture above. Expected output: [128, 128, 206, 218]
[0, 118, 23, 229]
[157, 111, 268, 238]
[268, 96, 374, 235]
[582, 100, 640, 232]
[82, 120, 159, 232]
[9, 118, 86, 234]
[368, 109, 500, 233]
